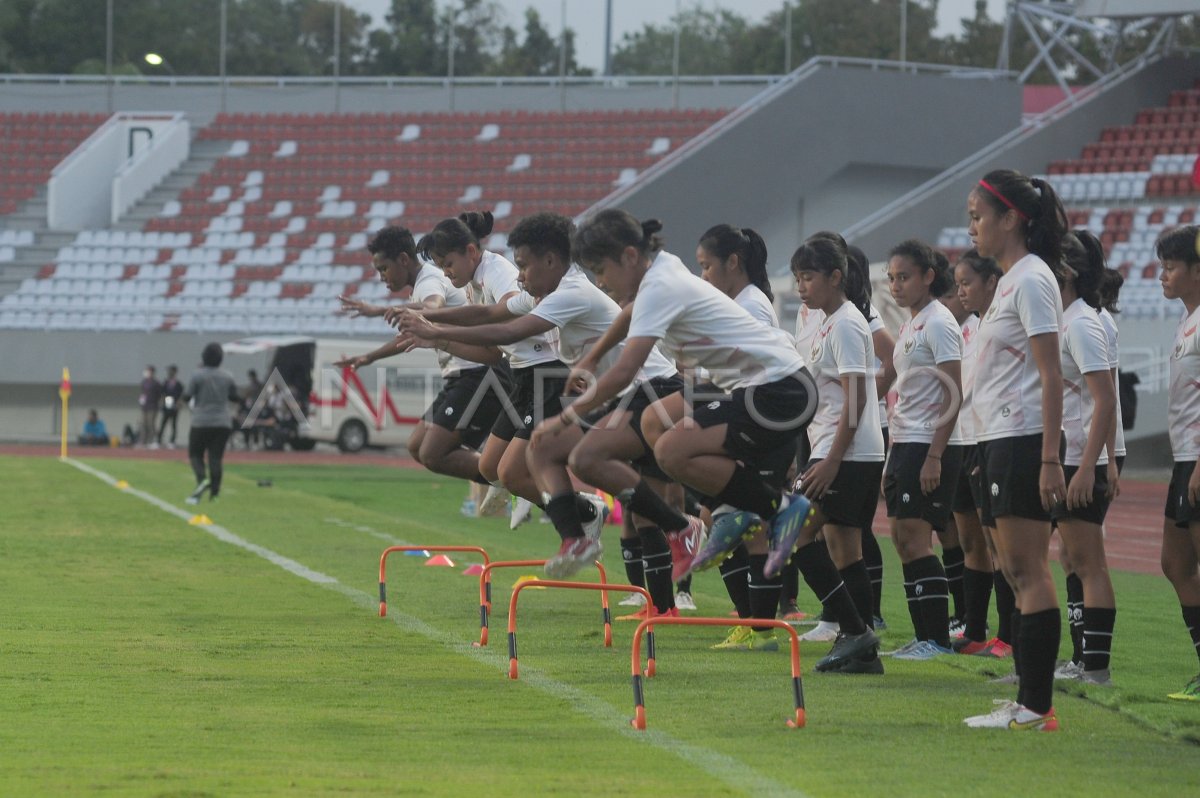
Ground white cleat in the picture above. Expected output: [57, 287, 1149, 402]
[478, 484, 510, 517]
[509, 497, 534, 530]
[799, 620, 840, 642]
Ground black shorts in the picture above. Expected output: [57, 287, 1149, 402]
[1165, 460, 1200, 529]
[1116, 455, 1125, 474]
[1050, 464, 1111, 526]
[490, 360, 570, 442]
[691, 370, 816, 469]
[423, 366, 511, 450]
[953, 445, 979, 514]
[978, 433, 1060, 527]
[883, 442, 964, 531]
[798, 458, 884, 529]
[581, 375, 685, 482]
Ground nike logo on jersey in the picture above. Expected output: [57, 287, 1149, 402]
[1000, 285, 1015, 298]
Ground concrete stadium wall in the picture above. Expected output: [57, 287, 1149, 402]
[594, 62, 1022, 278]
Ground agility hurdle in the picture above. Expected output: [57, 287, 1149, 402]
[378, 545, 491, 617]
[629, 618, 806, 731]
[475, 560, 609, 647]
[506, 579, 653, 680]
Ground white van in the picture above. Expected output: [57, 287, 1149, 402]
[222, 336, 443, 452]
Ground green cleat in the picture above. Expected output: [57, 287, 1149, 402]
[711, 625, 754, 650]
[1168, 673, 1200, 701]
[690, 512, 761, 573]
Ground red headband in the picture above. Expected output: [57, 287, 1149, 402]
[978, 179, 1029, 221]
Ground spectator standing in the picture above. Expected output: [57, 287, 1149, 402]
[158, 365, 184, 448]
[138, 365, 161, 447]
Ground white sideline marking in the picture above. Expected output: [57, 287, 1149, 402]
[65, 458, 809, 798]
[324, 516, 412, 546]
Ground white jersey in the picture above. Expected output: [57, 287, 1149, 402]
[867, 304, 890, 428]
[1169, 304, 1200, 462]
[629, 250, 804, 391]
[1098, 309, 1126, 459]
[734, 283, 780, 329]
[805, 301, 885, 462]
[507, 265, 675, 381]
[890, 300, 963, 445]
[471, 250, 557, 370]
[1060, 298, 1112, 467]
[798, 301, 887, 428]
[954, 315, 981, 445]
[412, 263, 476, 377]
[974, 254, 1063, 442]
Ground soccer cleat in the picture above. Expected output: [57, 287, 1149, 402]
[763, 494, 817, 578]
[952, 638, 992, 656]
[747, 630, 781, 652]
[478, 484, 510, 517]
[666, 515, 706, 582]
[711, 625, 755, 650]
[1167, 673, 1200, 702]
[892, 640, 953, 661]
[873, 615, 888, 631]
[674, 590, 697, 611]
[978, 637, 1013, 658]
[185, 479, 210, 505]
[799, 620, 840, 642]
[1080, 668, 1112, 687]
[617, 605, 680, 622]
[1007, 706, 1059, 732]
[618, 592, 647, 608]
[778, 600, 808, 622]
[509, 497, 534, 530]
[1054, 660, 1084, 681]
[544, 535, 601, 579]
[814, 629, 880, 672]
[690, 512, 759, 573]
[948, 618, 967, 639]
[827, 651, 885, 675]
[963, 700, 1021, 728]
[882, 638, 921, 657]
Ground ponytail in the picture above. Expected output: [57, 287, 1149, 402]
[573, 208, 664, 267]
[977, 170, 1068, 267]
[889, 238, 953, 297]
[698, 224, 773, 301]
[419, 209, 494, 260]
[1061, 229, 1106, 309]
[1099, 266, 1124, 314]
[791, 235, 871, 321]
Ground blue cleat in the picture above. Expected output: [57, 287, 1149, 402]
[688, 511, 761, 574]
[763, 494, 815, 578]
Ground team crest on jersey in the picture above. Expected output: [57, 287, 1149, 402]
[810, 343, 821, 361]
[985, 305, 998, 322]
[1000, 406, 1011, 418]
[903, 338, 916, 355]
[1176, 340, 1186, 359]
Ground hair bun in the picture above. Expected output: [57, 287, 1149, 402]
[458, 210, 495, 239]
[640, 218, 664, 240]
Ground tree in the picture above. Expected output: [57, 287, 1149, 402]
[367, 0, 441, 77]
[490, 7, 588, 77]
[611, 6, 752, 75]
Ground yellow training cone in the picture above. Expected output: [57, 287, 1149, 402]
[189, 514, 213, 525]
[115, 480, 129, 490]
[514, 575, 546, 590]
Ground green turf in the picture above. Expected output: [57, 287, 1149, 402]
[2, 454, 1198, 797]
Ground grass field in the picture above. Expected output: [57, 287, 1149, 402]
[2, 453, 1198, 797]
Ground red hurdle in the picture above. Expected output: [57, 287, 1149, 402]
[378, 545, 490, 617]
[475, 560, 609, 647]
[629, 618, 806, 731]
[506, 579, 653, 680]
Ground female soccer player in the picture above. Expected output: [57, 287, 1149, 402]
[947, 250, 1010, 658]
[336, 225, 507, 485]
[1158, 224, 1200, 702]
[962, 169, 1067, 732]
[1050, 230, 1118, 687]
[883, 239, 963, 660]
[389, 212, 566, 512]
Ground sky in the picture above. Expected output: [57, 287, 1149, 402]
[345, 0, 1009, 72]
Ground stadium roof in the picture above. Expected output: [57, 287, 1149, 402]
[1075, 0, 1199, 17]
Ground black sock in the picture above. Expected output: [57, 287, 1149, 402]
[943, 545, 965, 621]
[618, 481, 688, 533]
[1082, 606, 1116, 673]
[620, 537, 644, 587]
[1018, 608, 1061, 715]
[713, 464, 783, 520]
[638, 526, 675, 613]
[901, 562, 926, 642]
[719, 545, 752, 618]
[839, 560, 874, 630]
[675, 574, 692, 593]
[576, 493, 598, 522]
[748, 554, 783, 631]
[1065, 572, 1084, 664]
[963, 567, 993, 643]
[1012, 611, 1025, 704]
[1182, 605, 1200, 669]
[793, 541, 866, 636]
[544, 493, 584, 541]
[780, 556, 800, 611]
[994, 572, 1016, 644]
[910, 555, 950, 648]
[862, 526, 884, 617]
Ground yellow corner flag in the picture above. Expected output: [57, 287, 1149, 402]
[59, 367, 71, 459]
